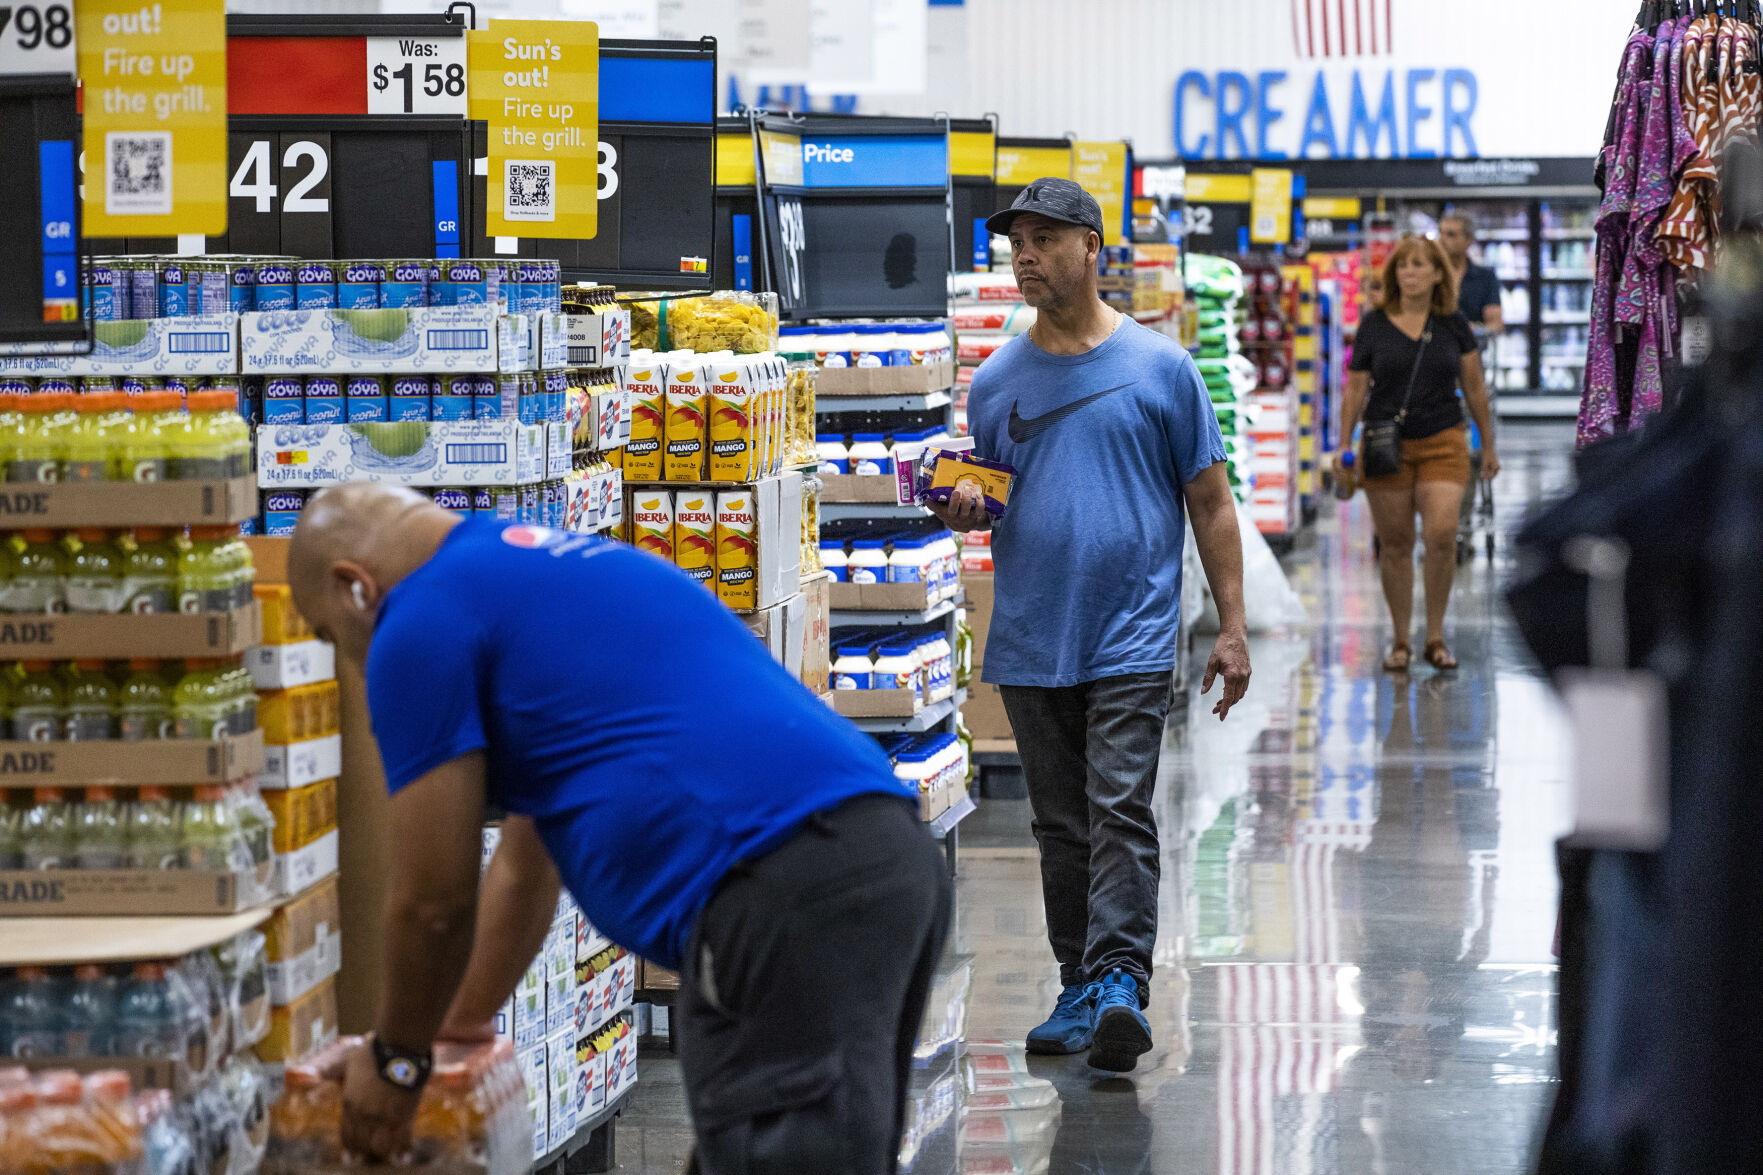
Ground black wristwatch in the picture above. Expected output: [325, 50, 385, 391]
[371, 1037, 433, 1092]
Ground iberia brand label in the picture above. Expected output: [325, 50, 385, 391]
[714, 491, 757, 610]
[623, 365, 665, 482]
[673, 495, 715, 588]
[663, 366, 708, 483]
[707, 365, 755, 484]
[628, 492, 674, 562]
[78, 0, 229, 236]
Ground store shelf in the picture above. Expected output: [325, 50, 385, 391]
[815, 389, 952, 414]
[1543, 227, 1598, 239]
[1542, 270, 1595, 280]
[0, 907, 276, 967]
[821, 501, 930, 522]
[1480, 227, 1533, 240]
[1539, 313, 1591, 324]
[831, 596, 958, 628]
[1497, 271, 1532, 282]
[847, 690, 965, 733]
[928, 793, 976, 840]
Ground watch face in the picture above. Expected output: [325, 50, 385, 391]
[385, 1057, 420, 1088]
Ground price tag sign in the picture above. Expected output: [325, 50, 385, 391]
[367, 35, 467, 116]
[0, 2, 76, 77]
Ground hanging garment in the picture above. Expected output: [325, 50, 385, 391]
[1581, 27, 1657, 447]
[1657, 15, 1717, 272]
[1714, 18, 1760, 158]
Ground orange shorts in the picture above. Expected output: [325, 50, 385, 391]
[1360, 425, 1471, 492]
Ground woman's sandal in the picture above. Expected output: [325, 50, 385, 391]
[1423, 640, 1459, 672]
[1383, 643, 1413, 673]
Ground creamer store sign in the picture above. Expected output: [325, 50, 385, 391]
[1168, 0, 1609, 159]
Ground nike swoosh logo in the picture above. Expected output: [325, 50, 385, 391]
[1007, 384, 1132, 443]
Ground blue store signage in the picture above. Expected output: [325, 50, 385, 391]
[798, 134, 948, 188]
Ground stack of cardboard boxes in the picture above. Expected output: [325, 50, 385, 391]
[960, 559, 1012, 744]
[484, 826, 638, 1159]
[250, 579, 345, 1065]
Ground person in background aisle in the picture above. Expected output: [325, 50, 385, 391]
[1333, 235, 1501, 674]
[928, 177, 1251, 1076]
[288, 485, 950, 1175]
[1438, 213, 1504, 332]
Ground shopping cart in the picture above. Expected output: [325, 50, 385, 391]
[1457, 327, 1498, 563]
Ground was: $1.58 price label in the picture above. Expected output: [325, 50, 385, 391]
[366, 36, 467, 115]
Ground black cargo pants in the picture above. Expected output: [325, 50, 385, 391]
[679, 793, 952, 1175]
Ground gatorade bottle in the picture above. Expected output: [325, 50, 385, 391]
[121, 528, 178, 614]
[125, 786, 183, 869]
[179, 528, 236, 613]
[6, 529, 67, 614]
[12, 660, 62, 742]
[219, 661, 257, 735]
[20, 786, 74, 868]
[174, 391, 251, 480]
[73, 786, 129, 869]
[64, 395, 115, 482]
[63, 964, 118, 1056]
[0, 967, 61, 1055]
[0, 794, 21, 868]
[231, 785, 272, 872]
[172, 660, 230, 739]
[61, 660, 117, 740]
[112, 963, 186, 1059]
[119, 659, 173, 740]
[64, 528, 124, 613]
[41, 394, 78, 480]
[9, 395, 63, 482]
[182, 785, 247, 872]
[220, 529, 255, 610]
[125, 392, 184, 483]
[0, 393, 21, 481]
[93, 393, 136, 481]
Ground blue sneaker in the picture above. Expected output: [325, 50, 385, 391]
[1025, 982, 1100, 1055]
[1087, 969, 1153, 1073]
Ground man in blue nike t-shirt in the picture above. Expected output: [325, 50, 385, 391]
[929, 178, 1251, 1075]
[289, 484, 949, 1174]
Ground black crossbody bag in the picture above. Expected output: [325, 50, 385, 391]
[1360, 317, 1431, 479]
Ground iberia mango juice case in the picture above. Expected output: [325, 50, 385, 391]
[714, 491, 758, 609]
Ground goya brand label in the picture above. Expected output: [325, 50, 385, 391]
[432, 374, 472, 422]
[624, 363, 667, 481]
[674, 494, 716, 587]
[472, 374, 504, 421]
[263, 490, 306, 536]
[389, 376, 431, 422]
[629, 492, 675, 561]
[339, 262, 384, 310]
[473, 486, 494, 516]
[381, 260, 429, 308]
[303, 375, 344, 425]
[433, 487, 471, 514]
[228, 263, 256, 312]
[254, 263, 296, 312]
[87, 264, 121, 321]
[715, 491, 759, 609]
[663, 364, 708, 482]
[442, 260, 489, 306]
[263, 377, 304, 424]
[707, 360, 756, 483]
[157, 263, 188, 317]
[296, 262, 338, 309]
[346, 375, 388, 423]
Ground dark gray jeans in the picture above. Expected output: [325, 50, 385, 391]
[1000, 671, 1172, 1002]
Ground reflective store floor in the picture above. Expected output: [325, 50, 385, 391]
[613, 421, 1577, 1174]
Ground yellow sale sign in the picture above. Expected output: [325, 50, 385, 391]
[1072, 141, 1129, 246]
[77, 0, 228, 237]
[469, 20, 599, 240]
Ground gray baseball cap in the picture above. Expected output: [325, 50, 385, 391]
[985, 177, 1105, 239]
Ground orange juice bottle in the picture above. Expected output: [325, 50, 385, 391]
[707, 361, 755, 482]
[673, 494, 716, 588]
[662, 364, 708, 482]
[629, 493, 676, 562]
[715, 491, 758, 609]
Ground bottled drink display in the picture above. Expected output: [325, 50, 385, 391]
[0, 387, 248, 484]
[0, 528, 252, 616]
[0, 780, 275, 876]
[0, 658, 256, 742]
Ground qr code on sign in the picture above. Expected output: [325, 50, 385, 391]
[105, 131, 172, 216]
[505, 160, 556, 223]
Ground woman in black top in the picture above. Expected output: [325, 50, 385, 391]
[1334, 235, 1500, 673]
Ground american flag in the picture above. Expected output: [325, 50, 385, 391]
[1292, 0, 1395, 58]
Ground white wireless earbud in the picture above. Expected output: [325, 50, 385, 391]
[352, 581, 369, 611]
